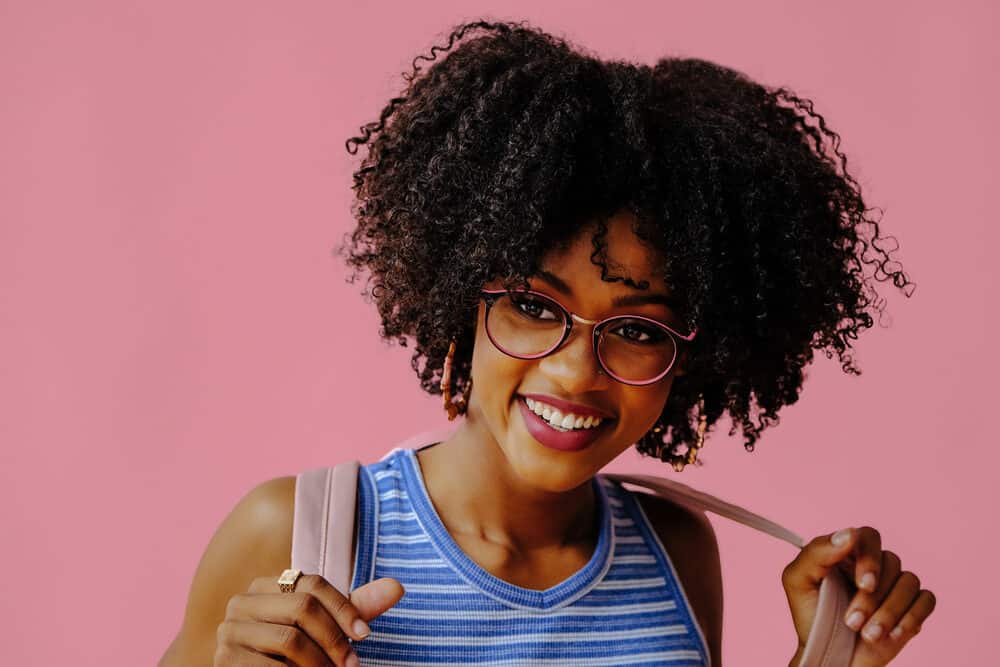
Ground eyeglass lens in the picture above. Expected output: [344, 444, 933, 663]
[485, 291, 677, 383]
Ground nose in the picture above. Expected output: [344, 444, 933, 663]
[537, 324, 610, 393]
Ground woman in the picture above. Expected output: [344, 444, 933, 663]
[160, 19, 936, 667]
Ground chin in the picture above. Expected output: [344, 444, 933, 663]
[497, 394, 619, 492]
[503, 432, 602, 493]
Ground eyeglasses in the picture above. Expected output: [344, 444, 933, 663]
[480, 288, 697, 386]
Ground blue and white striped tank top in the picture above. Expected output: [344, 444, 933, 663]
[349, 446, 711, 666]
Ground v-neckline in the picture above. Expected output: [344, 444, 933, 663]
[396, 446, 615, 611]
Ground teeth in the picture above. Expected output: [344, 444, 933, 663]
[524, 397, 605, 430]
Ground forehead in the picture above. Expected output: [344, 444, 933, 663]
[539, 209, 668, 291]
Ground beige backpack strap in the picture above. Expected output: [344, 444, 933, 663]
[605, 472, 857, 667]
[291, 461, 361, 595]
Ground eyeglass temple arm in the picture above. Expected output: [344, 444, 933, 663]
[677, 327, 698, 342]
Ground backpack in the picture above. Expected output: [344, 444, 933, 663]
[291, 428, 856, 667]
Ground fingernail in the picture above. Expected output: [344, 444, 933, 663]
[831, 528, 852, 546]
[890, 625, 904, 639]
[846, 610, 865, 631]
[863, 622, 883, 641]
[859, 572, 877, 591]
[353, 619, 371, 639]
[346, 650, 361, 667]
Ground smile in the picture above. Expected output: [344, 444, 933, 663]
[523, 396, 605, 431]
[516, 396, 614, 452]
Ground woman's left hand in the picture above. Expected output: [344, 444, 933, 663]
[781, 526, 937, 666]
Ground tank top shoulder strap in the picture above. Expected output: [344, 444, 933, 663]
[290, 429, 454, 594]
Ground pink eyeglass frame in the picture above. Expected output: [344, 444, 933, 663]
[480, 288, 698, 386]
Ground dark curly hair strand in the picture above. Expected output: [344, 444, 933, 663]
[335, 18, 914, 471]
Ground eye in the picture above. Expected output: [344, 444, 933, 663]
[609, 320, 668, 344]
[510, 293, 560, 321]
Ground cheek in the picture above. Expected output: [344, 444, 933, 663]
[616, 378, 675, 439]
[471, 313, 527, 403]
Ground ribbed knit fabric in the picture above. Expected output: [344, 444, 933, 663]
[349, 446, 711, 666]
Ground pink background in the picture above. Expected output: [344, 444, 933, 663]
[1, 1, 995, 665]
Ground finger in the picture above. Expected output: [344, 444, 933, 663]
[252, 574, 379, 641]
[886, 588, 937, 643]
[349, 577, 407, 621]
[852, 526, 883, 593]
[859, 569, 917, 643]
[304, 576, 406, 638]
[217, 619, 337, 666]
[843, 550, 900, 634]
[225, 592, 355, 665]
[782, 527, 859, 594]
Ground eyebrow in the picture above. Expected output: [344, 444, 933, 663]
[536, 269, 680, 310]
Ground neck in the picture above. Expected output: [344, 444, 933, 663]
[416, 413, 599, 555]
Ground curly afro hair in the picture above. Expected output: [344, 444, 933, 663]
[335, 18, 914, 471]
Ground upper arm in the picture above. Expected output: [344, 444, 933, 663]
[635, 492, 724, 667]
[159, 475, 297, 667]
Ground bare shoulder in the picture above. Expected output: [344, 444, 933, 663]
[634, 491, 724, 667]
[158, 475, 297, 667]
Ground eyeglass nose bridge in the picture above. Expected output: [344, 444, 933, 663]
[568, 311, 601, 326]
[544, 310, 607, 377]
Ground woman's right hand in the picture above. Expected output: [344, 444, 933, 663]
[214, 574, 405, 667]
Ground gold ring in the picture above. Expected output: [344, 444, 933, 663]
[277, 568, 303, 593]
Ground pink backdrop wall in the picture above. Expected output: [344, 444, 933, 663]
[2, 1, 995, 665]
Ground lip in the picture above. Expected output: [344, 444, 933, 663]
[516, 396, 612, 452]
[519, 393, 616, 419]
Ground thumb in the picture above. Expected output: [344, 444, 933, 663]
[783, 527, 857, 594]
[348, 577, 406, 620]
